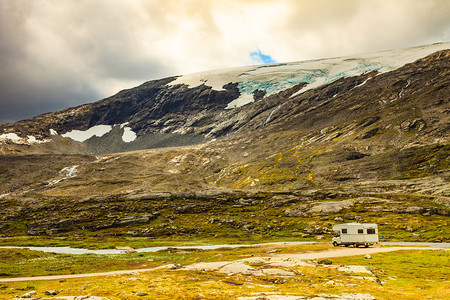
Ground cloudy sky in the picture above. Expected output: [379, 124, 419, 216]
[1, 0, 449, 124]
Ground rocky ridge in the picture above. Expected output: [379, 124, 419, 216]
[1, 42, 448, 154]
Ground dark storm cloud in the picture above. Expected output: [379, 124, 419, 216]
[0, 0, 174, 123]
[0, 69, 101, 123]
[0, 0, 449, 124]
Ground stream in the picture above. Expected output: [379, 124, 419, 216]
[0, 241, 316, 255]
[0, 241, 447, 255]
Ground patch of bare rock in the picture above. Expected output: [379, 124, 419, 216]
[50, 297, 110, 300]
[283, 195, 448, 219]
[17, 291, 110, 300]
[182, 255, 380, 285]
[237, 293, 375, 300]
[183, 260, 302, 277]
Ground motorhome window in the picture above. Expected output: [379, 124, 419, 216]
[367, 228, 376, 234]
[341, 229, 347, 234]
[358, 229, 363, 234]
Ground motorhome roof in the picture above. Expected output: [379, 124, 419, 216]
[332, 223, 378, 228]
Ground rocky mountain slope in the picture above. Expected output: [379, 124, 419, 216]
[0, 43, 449, 242]
[1, 42, 448, 154]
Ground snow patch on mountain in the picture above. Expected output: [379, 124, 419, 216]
[0, 133, 49, 144]
[27, 136, 37, 143]
[122, 126, 137, 142]
[62, 125, 112, 142]
[170, 42, 449, 109]
[48, 165, 78, 186]
[27, 136, 49, 144]
[52, 123, 137, 143]
[0, 133, 22, 141]
[226, 93, 255, 109]
[94, 156, 109, 163]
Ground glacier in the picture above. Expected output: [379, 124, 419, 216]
[170, 42, 450, 109]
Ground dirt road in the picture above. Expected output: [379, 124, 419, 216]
[0, 246, 446, 283]
[274, 245, 445, 260]
[0, 268, 159, 283]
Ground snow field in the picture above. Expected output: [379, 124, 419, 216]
[170, 42, 450, 109]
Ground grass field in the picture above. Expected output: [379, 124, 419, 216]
[0, 244, 448, 299]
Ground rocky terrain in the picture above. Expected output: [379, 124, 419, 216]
[0, 43, 449, 242]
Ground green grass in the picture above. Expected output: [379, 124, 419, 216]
[1, 201, 447, 249]
[333, 249, 449, 280]
[0, 246, 448, 300]
[0, 248, 156, 278]
[331, 249, 450, 299]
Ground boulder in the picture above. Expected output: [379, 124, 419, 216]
[271, 196, 303, 207]
[405, 226, 414, 232]
[305, 225, 329, 235]
[175, 204, 197, 213]
[45, 290, 59, 296]
[237, 198, 256, 206]
[307, 199, 354, 214]
[283, 208, 307, 217]
[318, 259, 333, 265]
[404, 206, 424, 214]
[20, 291, 37, 299]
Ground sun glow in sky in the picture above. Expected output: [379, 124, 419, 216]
[0, 0, 449, 123]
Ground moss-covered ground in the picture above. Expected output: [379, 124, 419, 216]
[1, 190, 448, 250]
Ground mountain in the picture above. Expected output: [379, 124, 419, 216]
[0, 43, 448, 241]
[1, 42, 448, 154]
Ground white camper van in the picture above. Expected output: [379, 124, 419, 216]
[332, 223, 379, 247]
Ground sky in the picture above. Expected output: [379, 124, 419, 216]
[1, 0, 449, 124]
